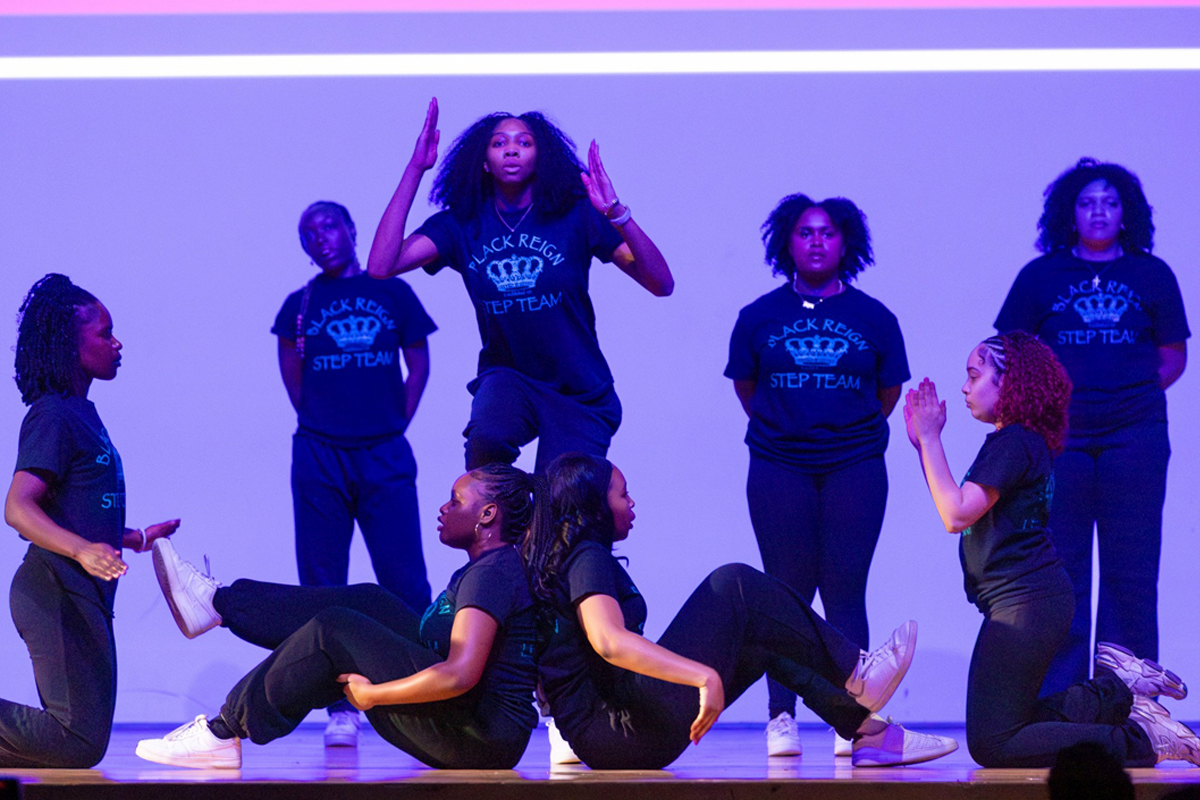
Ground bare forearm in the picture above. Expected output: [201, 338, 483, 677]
[363, 662, 477, 706]
[618, 218, 674, 297]
[1159, 343, 1187, 389]
[5, 497, 92, 560]
[368, 163, 427, 279]
[917, 435, 971, 532]
[601, 629, 714, 689]
[404, 371, 428, 422]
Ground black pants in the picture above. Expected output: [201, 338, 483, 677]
[0, 547, 115, 768]
[464, 369, 621, 474]
[213, 580, 530, 769]
[747, 455, 886, 718]
[1041, 420, 1169, 695]
[967, 577, 1155, 768]
[569, 564, 869, 770]
[292, 432, 431, 615]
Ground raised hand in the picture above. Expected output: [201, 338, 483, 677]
[904, 378, 947, 443]
[690, 671, 725, 744]
[77, 541, 127, 581]
[409, 97, 440, 173]
[338, 673, 376, 711]
[581, 140, 621, 218]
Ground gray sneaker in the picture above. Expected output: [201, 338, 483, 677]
[1096, 642, 1187, 700]
[1128, 695, 1200, 766]
[851, 720, 958, 767]
[153, 538, 221, 639]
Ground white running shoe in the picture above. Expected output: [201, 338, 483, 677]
[153, 538, 221, 639]
[547, 719, 581, 765]
[1128, 695, 1200, 766]
[851, 719, 958, 767]
[834, 731, 853, 757]
[325, 709, 361, 747]
[1096, 642, 1188, 701]
[845, 620, 917, 712]
[766, 712, 802, 757]
[136, 715, 241, 769]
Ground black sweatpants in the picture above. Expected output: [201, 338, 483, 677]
[747, 455, 887, 719]
[967, 577, 1155, 768]
[213, 580, 530, 769]
[0, 547, 116, 768]
[569, 564, 869, 770]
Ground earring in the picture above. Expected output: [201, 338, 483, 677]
[474, 522, 481, 536]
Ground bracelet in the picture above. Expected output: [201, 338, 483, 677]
[608, 203, 632, 227]
[136, 529, 147, 552]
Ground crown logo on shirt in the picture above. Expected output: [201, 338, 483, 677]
[785, 335, 849, 367]
[486, 255, 543, 292]
[1073, 292, 1129, 325]
[326, 315, 382, 351]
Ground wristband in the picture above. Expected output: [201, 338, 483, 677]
[137, 529, 147, 552]
[608, 204, 632, 227]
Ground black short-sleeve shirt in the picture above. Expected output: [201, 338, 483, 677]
[416, 201, 624, 398]
[14, 395, 127, 607]
[995, 250, 1190, 437]
[419, 546, 538, 730]
[959, 424, 1063, 611]
[537, 541, 648, 735]
[272, 272, 436, 446]
[725, 284, 909, 470]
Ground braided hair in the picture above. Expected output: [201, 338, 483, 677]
[980, 332, 1072, 456]
[14, 274, 99, 405]
[470, 463, 551, 548]
[522, 452, 615, 601]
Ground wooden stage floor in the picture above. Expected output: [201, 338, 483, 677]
[4, 722, 1200, 800]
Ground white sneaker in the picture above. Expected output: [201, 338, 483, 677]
[547, 719, 581, 765]
[834, 731, 853, 757]
[851, 719, 958, 767]
[1096, 642, 1188, 701]
[325, 709, 361, 747]
[153, 539, 221, 639]
[1128, 695, 1200, 765]
[136, 715, 241, 769]
[766, 711, 802, 757]
[845, 620, 916, 712]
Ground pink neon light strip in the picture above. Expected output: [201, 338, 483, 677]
[4, 0, 1200, 14]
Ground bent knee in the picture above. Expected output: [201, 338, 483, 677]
[706, 563, 761, 593]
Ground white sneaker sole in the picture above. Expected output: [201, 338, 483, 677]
[152, 540, 213, 639]
[135, 740, 241, 769]
[852, 739, 958, 768]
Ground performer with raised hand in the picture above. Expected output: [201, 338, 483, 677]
[368, 99, 673, 473]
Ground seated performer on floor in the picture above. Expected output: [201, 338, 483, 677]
[903, 331, 1197, 768]
[136, 464, 544, 770]
[523, 452, 959, 770]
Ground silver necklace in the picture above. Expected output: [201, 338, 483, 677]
[1072, 245, 1123, 289]
[793, 278, 843, 310]
[495, 202, 534, 233]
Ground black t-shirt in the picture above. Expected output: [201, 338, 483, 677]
[419, 545, 538, 730]
[14, 395, 127, 607]
[416, 200, 624, 398]
[995, 250, 1190, 437]
[537, 540, 648, 736]
[725, 284, 909, 471]
[272, 272, 436, 446]
[958, 424, 1063, 611]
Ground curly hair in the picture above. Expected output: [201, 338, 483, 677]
[980, 332, 1072, 455]
[297, 200, 356, 247]
[1037, 158, 1154, 254]
[14, 274, 99, 405]
[522, 452, 615, 601]
[469, 463, 551, 547]
[761, 194, 873, 283]
[430, 111, 587, 224]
